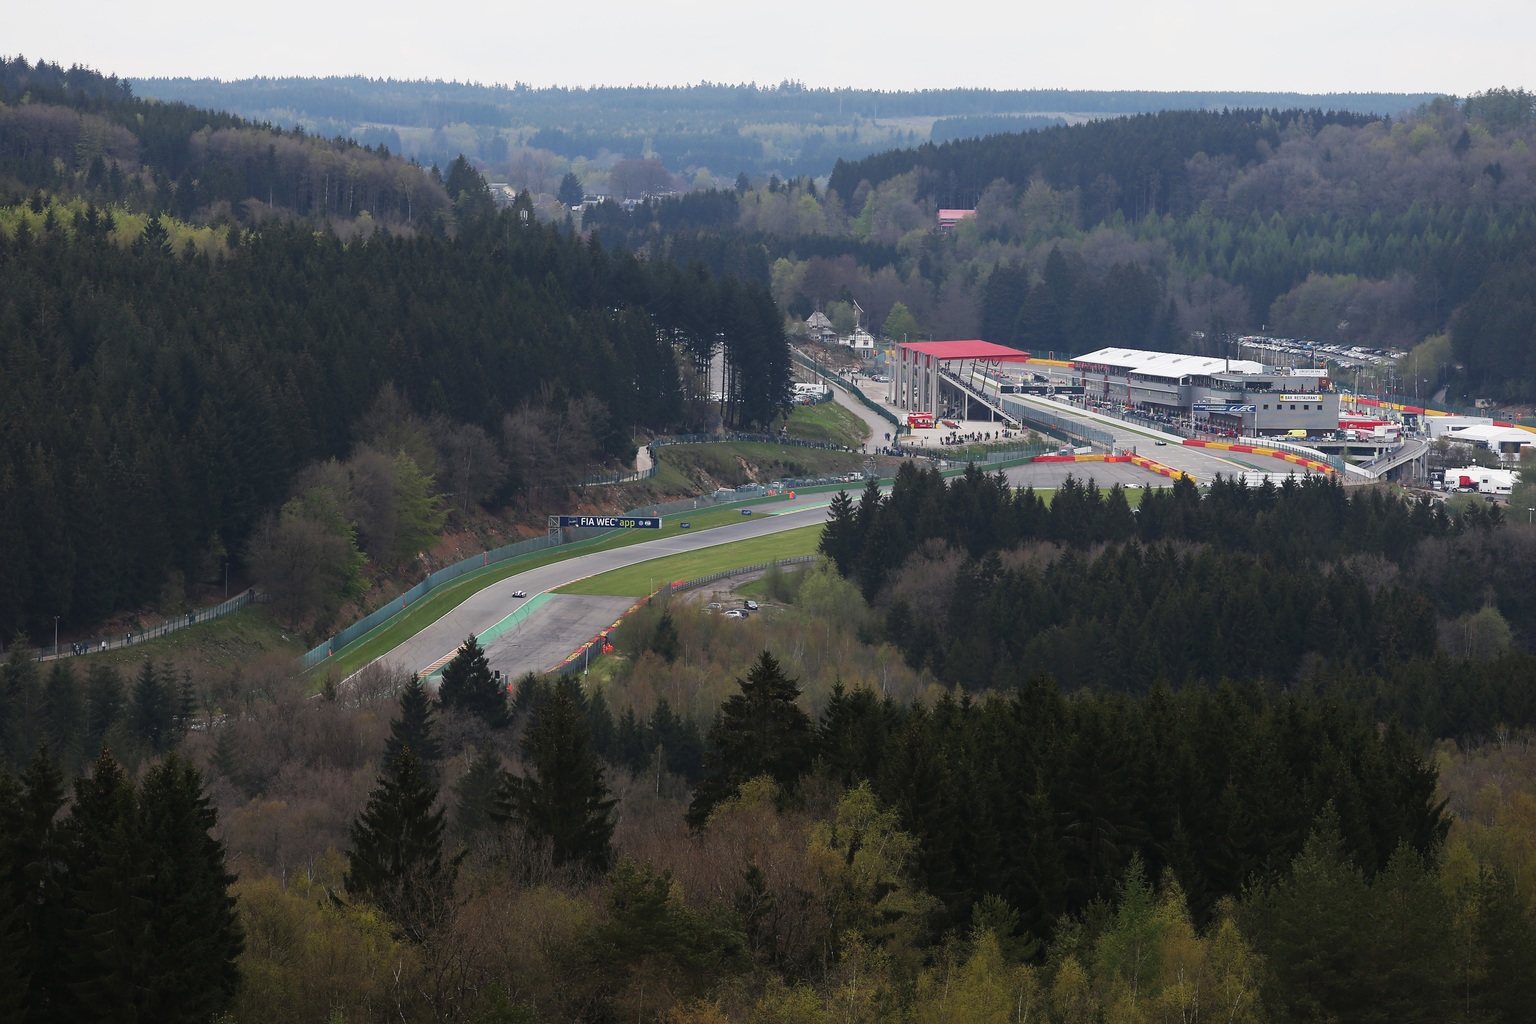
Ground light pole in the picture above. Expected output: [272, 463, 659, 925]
[1528, 507, 1534, 525]
[224, 560, 229, 600]
[53, 615, 59, 658]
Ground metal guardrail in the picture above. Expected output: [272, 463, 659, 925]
[998, 395, 1117, 448]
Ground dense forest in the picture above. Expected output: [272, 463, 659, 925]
[6, 470, 1536, 1022]
[0, 58, 791, 641]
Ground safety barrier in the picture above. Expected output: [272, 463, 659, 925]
[1030, 452, 1193, 483]
[998, 396, 1117, 449]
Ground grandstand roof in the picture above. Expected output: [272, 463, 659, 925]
[1074, 346, 1265, 378]
[897, 340, 1031, 361]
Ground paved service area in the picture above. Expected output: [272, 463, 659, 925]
[1000, 460, 1174, 490]
[478, 594, 637, 681]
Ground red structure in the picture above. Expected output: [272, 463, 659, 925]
[890, 340, 1032, 416]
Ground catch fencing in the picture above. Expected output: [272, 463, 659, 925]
[28, 590, 256, 662]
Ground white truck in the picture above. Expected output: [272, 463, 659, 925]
[1446, 466, 1515, 496]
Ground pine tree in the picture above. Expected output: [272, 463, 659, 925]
[819, 489, 860, 575]
[346, 748, 456, 942]
[439, 635, 508, 728]
[650, 608, 680, 662]
[385, 674, 443, 778]
[687, 650, 813, 829]
[497, 680, 614, 875]
[452, 747, 505, 844]
[0, 745, 67, 1019]
[557, 171, 585, 208]
[82, 663, 122, 758]
[130, 659, 175, 753]
[130, 755, 243, 1021]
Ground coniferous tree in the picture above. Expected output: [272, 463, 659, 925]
[384, 674, 443, 779]
[64, 750, 242, 1024]
[650, 609, 681, 662]
[130, 659, 175, 753]
[128, 755, 243, 1020]
[687, 650, 813, 829]
[439, 635, 508, 728]
[0, 745, 67, 1019]
[345, 747, 457, 942]
[497, 680, 615, 874]
[818, 489, 859, 575]
[81, 664, 123, 758]
[452, 747, 505, 845]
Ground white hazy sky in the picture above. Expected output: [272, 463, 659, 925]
[9, 0, 1532, 95]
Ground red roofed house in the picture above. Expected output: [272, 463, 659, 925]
[937, 208, 976, 231]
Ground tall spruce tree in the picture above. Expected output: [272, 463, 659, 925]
[686, 650, 813, 829]
[496, 680, 614, 875]
[452, 747, 505, 844]
[439, 634, 508, 728]
[385, 674, 443, 779]
[819, 490, 859, 575]
[346, 747, 457, 942]
[130, 659, 175, 753]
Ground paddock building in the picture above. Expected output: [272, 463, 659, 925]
[1072, 347, 1341, 436]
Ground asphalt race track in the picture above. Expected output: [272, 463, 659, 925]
[370, 499, 831, 684]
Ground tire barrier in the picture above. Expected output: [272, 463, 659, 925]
[1182, 439, 1336, 475]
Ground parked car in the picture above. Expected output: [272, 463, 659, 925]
[723, 609, 746, 619]
[744, 600, 759, 610]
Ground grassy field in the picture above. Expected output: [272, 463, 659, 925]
[56, 609, 304, 676]
[781, 400, 868, 446]
[555, 524, 823, 597]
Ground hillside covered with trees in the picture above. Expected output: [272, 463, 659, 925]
[590, 92, 1536, 403]
[0, 58, 791, 641]
[6, 470, 1536, 1022]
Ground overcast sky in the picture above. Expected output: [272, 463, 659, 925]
[11, 0, 1532, 95]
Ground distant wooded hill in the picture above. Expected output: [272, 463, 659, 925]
[129, 77, 1438, 181]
